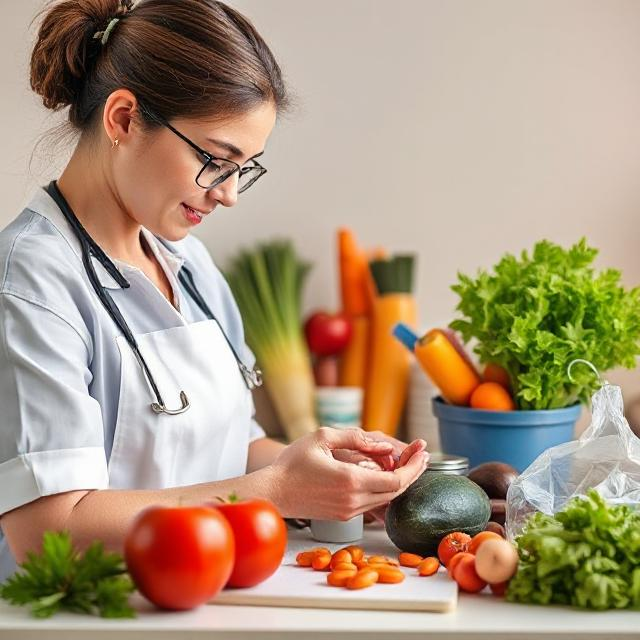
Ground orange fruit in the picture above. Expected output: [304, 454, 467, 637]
[470, 382, 515, 411]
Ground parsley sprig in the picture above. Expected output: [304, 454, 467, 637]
[0, 531, 135, 618]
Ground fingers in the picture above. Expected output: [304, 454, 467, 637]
[350, 449, 428, 494]
[317, 426, 394, 455]
[398, 439, 427, 468]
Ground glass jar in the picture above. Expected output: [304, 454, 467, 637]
[425, 452, 469, 475]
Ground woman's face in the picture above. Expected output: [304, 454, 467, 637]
[113, 101, 277, 241]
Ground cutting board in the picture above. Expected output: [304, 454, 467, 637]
[210, 526, 458, 612]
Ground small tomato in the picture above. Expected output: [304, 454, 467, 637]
[437, 531, 471, 567]
[453, 553, 487, 593]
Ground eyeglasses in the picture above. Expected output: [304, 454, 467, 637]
[141, 107, 267, 194]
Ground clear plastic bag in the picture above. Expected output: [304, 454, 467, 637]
[506, 382, 640, 539]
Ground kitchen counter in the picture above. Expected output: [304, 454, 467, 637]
[0, 526, 638, 640]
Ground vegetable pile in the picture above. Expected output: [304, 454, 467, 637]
[507, 490, 640, 610]
[451, 239, 640, 409]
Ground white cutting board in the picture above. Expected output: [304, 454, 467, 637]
[211, 526, 458, 612]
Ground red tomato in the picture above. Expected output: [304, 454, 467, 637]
[124, 505, 234, 610]
[304, 311, 353, 356]
[437, 531, 471, 567]
[215, 498, 287, 588]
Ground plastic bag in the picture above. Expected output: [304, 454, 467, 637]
[506, 382, 640, 539]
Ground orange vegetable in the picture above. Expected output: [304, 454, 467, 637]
[414, 329, 481, 405]
[417, 557, 440, 577]
[339, 315, 369, 387]
[398, 552, 423, 568]
[295, 551, 313, 567]
[447, 552, 466, 578]
[467, 531, 504, 555]
[333, 562, 358, 572]
[341, 545, 365, 563]
[338, 229, 370, 317]
[362, 294, 417, 435]
[375, 566, 405, 584]
[452, 553, 487, 593]
[437, 532, 471, 567]
[327, 568, 358, 587]
[346, 567, 379, 590]
[329, 549, 353, 569]
[483, 363, 511, 390]
[470, 382, 515, 411]
[311, 550, 332, 571]
[354, 559, 370, 569]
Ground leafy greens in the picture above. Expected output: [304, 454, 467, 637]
[0, 531, 135, 618]
[450, 239, 640, 409]
[507, 490, 640, 610]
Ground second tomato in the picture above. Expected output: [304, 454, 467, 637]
[216, 498, 287, 588]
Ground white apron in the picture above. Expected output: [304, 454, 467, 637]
[108, 318, 254, 489]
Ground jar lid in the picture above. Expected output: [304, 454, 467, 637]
[426, 452, 469, 470]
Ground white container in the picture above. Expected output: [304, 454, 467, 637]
[309, 408, 365, 543]
[315, 386, 363, 428]
[310, 514, 364, 543]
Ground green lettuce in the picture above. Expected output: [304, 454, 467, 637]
[450, 239, 640, 409]
[507, 490, 640, 610]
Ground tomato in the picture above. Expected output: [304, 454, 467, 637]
[467, 530, 504, 555]
[124, 505, 234, 610]
[304, 311, 353, 356]
[215, 498, 287, 588]
[452, 553, 487, 593]
[437, 531, 471, 567]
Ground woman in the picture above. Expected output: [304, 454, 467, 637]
[0, 0, 428, 581]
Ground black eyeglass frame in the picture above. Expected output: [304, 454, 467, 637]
[140, 107, 267, 194]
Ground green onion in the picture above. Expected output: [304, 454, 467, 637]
[225, 240, 318, 441]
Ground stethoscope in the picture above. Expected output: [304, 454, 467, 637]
[45, 181, 263, 416]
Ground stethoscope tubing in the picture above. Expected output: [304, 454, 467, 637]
[45, 181, 261, 415]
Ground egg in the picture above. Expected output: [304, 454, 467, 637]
[473, 538, 519, 584]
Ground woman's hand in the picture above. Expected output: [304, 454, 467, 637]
[268, 427, 428, 520]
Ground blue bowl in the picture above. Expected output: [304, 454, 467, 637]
[432, 396, 582, 472]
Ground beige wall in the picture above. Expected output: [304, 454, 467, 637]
[2, 0, 640, 431]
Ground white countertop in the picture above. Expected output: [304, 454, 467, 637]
[0, 524, 638, 639]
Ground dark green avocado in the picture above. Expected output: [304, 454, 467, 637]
[385, 473, 491, 556]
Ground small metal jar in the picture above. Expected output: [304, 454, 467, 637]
[425, 452, 469, 475]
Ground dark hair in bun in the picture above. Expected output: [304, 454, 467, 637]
[30, 0, 290, 130]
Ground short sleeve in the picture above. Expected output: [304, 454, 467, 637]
[0, 293, 108, 515]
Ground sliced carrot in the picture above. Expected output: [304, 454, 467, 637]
[295, 551, 314, 567]
[333, 562, 358, 572]
[346, 568, 379, 590]
[311, 550, 332, 571]
[330, 549, 353, 569]
[375, 566, 405, 584]
[418, 557, 440, 577]
[342, 545, 365, 563]
[398, 552, 423, 568]
[327, 568, 358, 587]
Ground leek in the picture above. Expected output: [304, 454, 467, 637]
[225, 240, 318, 441]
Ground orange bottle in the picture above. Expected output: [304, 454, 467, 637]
[393, 324, 481, 406]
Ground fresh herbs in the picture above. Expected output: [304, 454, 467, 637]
[507, 490, 640, 610]
[0, 532, 135, 618]
[450, 239, 640, 409]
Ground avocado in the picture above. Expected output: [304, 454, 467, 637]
[385, 473, 491, 556]
[467, 462, 518, 500]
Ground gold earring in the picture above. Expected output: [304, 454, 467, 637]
[111, 138, 119, 148]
